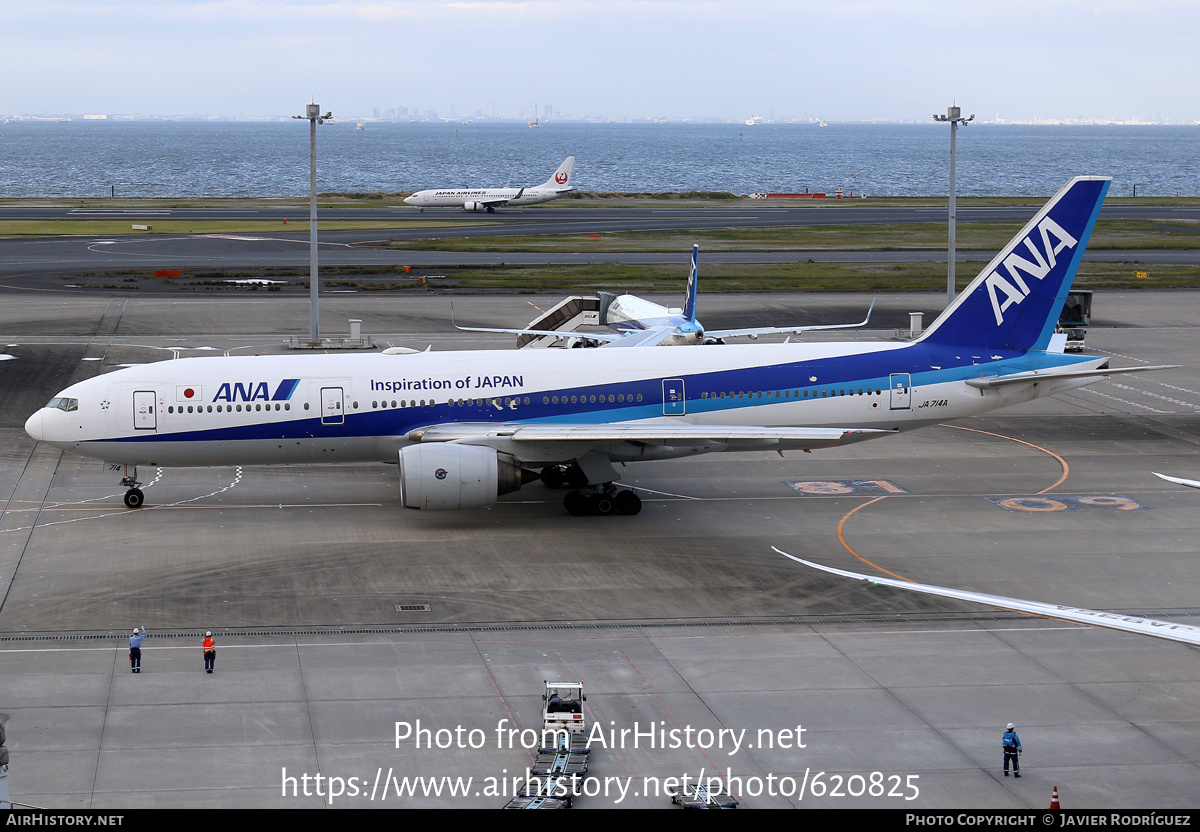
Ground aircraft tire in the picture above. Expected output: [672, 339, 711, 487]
[541, 466, 566, 489]
[564, 491, 589, 516]
[123, 489, 145, 509]
[590, 492, 615, 516]
[615, 490, 642, 515]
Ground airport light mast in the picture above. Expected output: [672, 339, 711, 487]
[934, 105, 973, 306]
[293, 103, 331, 344]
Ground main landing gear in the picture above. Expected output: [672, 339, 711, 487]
[563, 483, 642, 517]
[119, 466, 145, 509]
[540, 464, 641, 516]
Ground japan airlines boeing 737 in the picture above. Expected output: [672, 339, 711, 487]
[26, 177, 1171, 516]
[455, 245, 875, 347]
[403, 157, 574, 212]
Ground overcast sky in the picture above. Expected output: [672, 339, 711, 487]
[3, 1, 1197, 122]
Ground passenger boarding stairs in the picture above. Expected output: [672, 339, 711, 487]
[517, 292, 616, 348]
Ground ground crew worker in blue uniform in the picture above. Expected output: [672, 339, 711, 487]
[203, 631, 215, 673]
[129, 626, 147, 673]
[1003, 723, 1022, 777]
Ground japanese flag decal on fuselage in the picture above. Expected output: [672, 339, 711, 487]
[919, 176, 1110, 352]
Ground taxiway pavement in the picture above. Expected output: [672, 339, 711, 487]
[1, 202, 1198, 281]
[0, 291, 1198, 808]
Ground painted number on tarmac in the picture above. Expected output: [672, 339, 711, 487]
[786, 480, 908, 496]
[987, 495, 1151, 513]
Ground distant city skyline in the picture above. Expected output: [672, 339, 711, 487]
[2, 1, 1197, 123]
[5, 112, 1196, 126]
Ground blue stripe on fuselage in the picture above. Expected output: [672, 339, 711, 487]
[95, 344, 1095, 446]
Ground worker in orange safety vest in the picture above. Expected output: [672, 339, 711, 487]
[203, 631, 216, 674]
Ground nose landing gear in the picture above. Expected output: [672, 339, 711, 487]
[118, 466, 145, 509]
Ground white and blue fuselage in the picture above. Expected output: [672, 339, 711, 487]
[26, 330, 1106, 469]
[27, 177, 1145, 512]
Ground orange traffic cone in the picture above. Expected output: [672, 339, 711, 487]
[1049, 786, 1060, 810]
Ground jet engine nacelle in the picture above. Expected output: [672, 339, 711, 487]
[462, 201, 483, 212]
[398, 443, 531, 510]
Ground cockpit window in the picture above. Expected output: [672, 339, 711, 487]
[46, 397, 78, 412]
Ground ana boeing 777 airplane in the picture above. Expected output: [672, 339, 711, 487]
[403, 157, 574, 212]
[455, 245, 875, 348]
[26, 177, 1172, 516]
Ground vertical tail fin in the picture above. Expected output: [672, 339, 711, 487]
[543, 156, 575, 189]
[919, 176, 1110, 352]
[683, 244, 699, 324]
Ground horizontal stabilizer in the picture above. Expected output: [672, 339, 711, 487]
[774, 548, 1200, 647]
[965, 364, 1179, 389]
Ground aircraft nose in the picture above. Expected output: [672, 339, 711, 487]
[25, 410, 44, 441]
[403, 195, 416, 205]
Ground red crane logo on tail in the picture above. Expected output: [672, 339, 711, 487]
[555, 171, 568, 184]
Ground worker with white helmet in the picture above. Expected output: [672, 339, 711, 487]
[202, 631, 216, 674]
[1002, 723, 1022, 777]
[129, 626, 147, 673]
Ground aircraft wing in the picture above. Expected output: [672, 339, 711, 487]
[451, 315, 675, 347]
[409, 423, 890, 451]
[452, 322, 624, 343]
[450, 304, 624, 343]
[965, 364, 1180, 389]
[706, 299, 876, 340]
[773, 547, 1200, 647]
[449, 319, 670, 347]
[598, 326, 678, 348]
[1153, 472, 1200, 488]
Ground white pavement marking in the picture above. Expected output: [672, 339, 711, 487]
[0, 466, 242, 534]
[1108, 382, 1200, 410]
[1076, 388, 1168, 413]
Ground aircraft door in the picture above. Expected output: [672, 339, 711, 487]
[321, 387, 344, 425]
[662, 378, 686, 415]
[133, 391, 157, 430]
[889, 373, 912, 410]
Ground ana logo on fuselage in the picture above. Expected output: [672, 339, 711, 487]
[985, 216, 1078, 325]
[212, 379, 300, 403]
